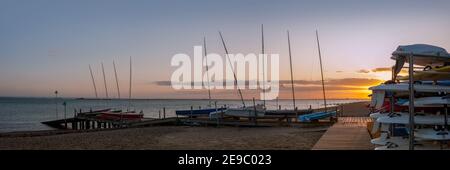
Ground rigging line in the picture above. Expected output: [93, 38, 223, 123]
[128, 56, 132, 111]
[204, 37, 212, 106]
[101, 62, 109, 99]
[219, 31, 246, 107]
[261, 24, 266, 107]
[89, 64, 98, 98]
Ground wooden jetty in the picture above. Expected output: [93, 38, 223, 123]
[312, 117, 374, 150]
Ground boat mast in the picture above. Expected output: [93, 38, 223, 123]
[204, 37, 212, 106]
[287, 30, 296, 110]
[315, 30, 327, 111]
[261, 24, 266, 108]
[128, 56, 132, 111]
[113, 60, 121, 99]
[101, 62, 109, 99]
[219, 31, 246, 107]
[89, 64, 98, 98]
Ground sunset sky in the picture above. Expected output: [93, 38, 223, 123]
[1, 0, 450, 99]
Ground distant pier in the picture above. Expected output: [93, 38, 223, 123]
[312, 117, 374, 150]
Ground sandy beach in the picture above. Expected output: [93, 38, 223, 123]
[0, 101, 369, 150]
[339, 101, 370, 117]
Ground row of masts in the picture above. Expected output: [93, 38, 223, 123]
[88, 57, 132, 102]
[203, 26, 327, 111]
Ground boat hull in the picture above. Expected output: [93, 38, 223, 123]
[97, 112, 143, 120]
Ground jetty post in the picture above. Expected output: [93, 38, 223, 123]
[408, 54, 415, 150]
[315, 30, 327, 112]
[54, 90, 58, 119]
[63, 101, 67, 129]
[276, 97, 279, 110]
[72, 109, 77, 130]
[287, 31, 296, 118]
[214, 101, 219, 127]
[253, 97, 257, 125]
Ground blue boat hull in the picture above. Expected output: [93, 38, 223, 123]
[298, 111, 336, 122]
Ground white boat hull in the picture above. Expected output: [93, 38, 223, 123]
[415, 129, 450, 140]
[209, 110, 226, 119]
[376, 113, 450, 125]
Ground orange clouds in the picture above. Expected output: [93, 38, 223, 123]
[371, 67, 392, 72]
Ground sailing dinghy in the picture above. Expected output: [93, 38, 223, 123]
[369, 83, 450, 93]
[298, 30, 336, 122]
[177, 108, 226, 117]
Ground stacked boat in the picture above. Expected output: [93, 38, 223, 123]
[177, 28, 334, 122]
[96, 109, 144, 121]
[368, 44, 450, 150]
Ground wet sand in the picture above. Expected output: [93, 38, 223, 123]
[0, 101, 370, 150]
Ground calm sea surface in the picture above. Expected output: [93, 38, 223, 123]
[0, 97, 366, 132]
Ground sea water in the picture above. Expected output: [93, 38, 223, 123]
[0, 97, 366, 132]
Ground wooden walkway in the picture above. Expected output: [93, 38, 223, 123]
[312, 117, 374, 150]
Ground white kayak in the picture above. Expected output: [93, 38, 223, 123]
[371, 123, 424, 145]
[369, 84, 450, 93]
[371, 136, 410, 146]
[209, 109, 227, 119]
[375, 142, 446, 150]
[402, 96, 450, 106]
[370, 113, 405, 133]
[415, 128, 450, 140]
[370, 112, 389, 119]
[391, 44, 450, 66]
[377, 113, 450, 125]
